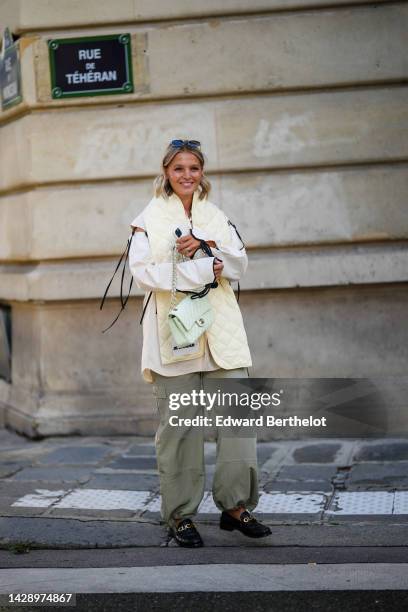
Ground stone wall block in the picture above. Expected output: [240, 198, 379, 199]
[1, 88, 407, 192]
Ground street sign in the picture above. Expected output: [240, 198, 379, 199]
[48, 34, 134, 99]
[0, 27, 23, 110]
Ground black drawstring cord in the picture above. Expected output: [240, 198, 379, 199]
[197, 238, 213, 258]
[190, 285, 211, 299]
[139, 291, 152, 324]
[228, 219, 245, 250]
[180, 237, 218, 299]
[100, 224, 241, 332]
[100, 228, 135, 333]
[227, 220, 243, 301]
[190, 227, 243, 303]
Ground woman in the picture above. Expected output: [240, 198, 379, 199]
[128, 139, 271, 547]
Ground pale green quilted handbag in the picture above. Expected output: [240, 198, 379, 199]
[168, 245, 214, 348]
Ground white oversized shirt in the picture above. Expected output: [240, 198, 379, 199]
[128, 208, 248, 382]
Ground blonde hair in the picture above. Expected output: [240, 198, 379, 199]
[153, 142, 211, 200]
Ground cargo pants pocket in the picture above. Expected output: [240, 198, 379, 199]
[152, 383, 167, 413]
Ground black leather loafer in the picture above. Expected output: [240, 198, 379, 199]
[220, 510, 272, 538]
[170, 518, 204, 547]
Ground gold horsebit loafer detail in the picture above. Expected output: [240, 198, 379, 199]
[171, 518, 204, 547]
[177, 521, 193, 532]
[219, 510, 272, 538]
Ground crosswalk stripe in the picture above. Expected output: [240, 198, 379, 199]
[1, 564, 408, 593]
[11, 489, 408, 515]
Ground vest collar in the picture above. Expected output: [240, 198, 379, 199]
[166, 189, 203, 220]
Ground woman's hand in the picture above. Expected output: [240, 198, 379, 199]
[213, 258, 224, 280]
[176, 235, 201, 258]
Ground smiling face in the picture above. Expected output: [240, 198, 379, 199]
[165, 151, 203, 200]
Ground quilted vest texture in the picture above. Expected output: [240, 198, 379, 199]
[142, 190, 252, 370]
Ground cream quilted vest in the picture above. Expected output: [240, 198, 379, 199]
[143, 190, 252, 370]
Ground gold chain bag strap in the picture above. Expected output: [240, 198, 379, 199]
[168, 243, 215, 348]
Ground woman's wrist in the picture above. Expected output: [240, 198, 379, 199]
[190, 228, 217, 250]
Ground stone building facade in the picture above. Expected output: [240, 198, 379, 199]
[0, 0, 407, 437]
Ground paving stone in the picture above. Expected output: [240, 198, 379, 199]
[205, 465, 216, 489]
[143, 493, 219, 515]
[47, 507, 139, 520]
[0, 454, 31, 468]
[87, 473, 159, 490]
[204, 454, 216, 465]
[203, 444, 278, 468]
[0, 482, 73, 517]
[203, 443, 216, 464]
[347, 462, 408, 489]
[7, 487, 156, 518]
[257, 445, 278, 466]
[146, 491, 327, 517]
[53, 488, 151, 511]
[204, 443, 216, 452]
[353, 441, 408, 462]
[257, 492, 326, 516]
[293, 443, 342, 463]
[0, 506, 49, 517]
[394, 491, 408, 514]
[37, 446, 113, 465]
[0, 448, 50, 462]
[11, 488, 66, 508]
[12, 467, 94, 482]
[124, 444, 157, 457]
[0, 480, 66, 499]
[0, 429, 31, 448]
[108, 457, 157, 470]
[277, 465, 337, 481]
[264, 480, 332, 493]
[2, 519, 408, 549]
[0, 517, 162, 548]
[0, 463, 26, 478]
[326, 491, 394, 515]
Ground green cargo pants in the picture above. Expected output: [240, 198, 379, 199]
[152, 367, 259, 528]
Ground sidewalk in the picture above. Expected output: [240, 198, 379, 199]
[0, 428, 408, 610]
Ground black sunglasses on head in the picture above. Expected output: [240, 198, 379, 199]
[170, 139, 201, 149]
